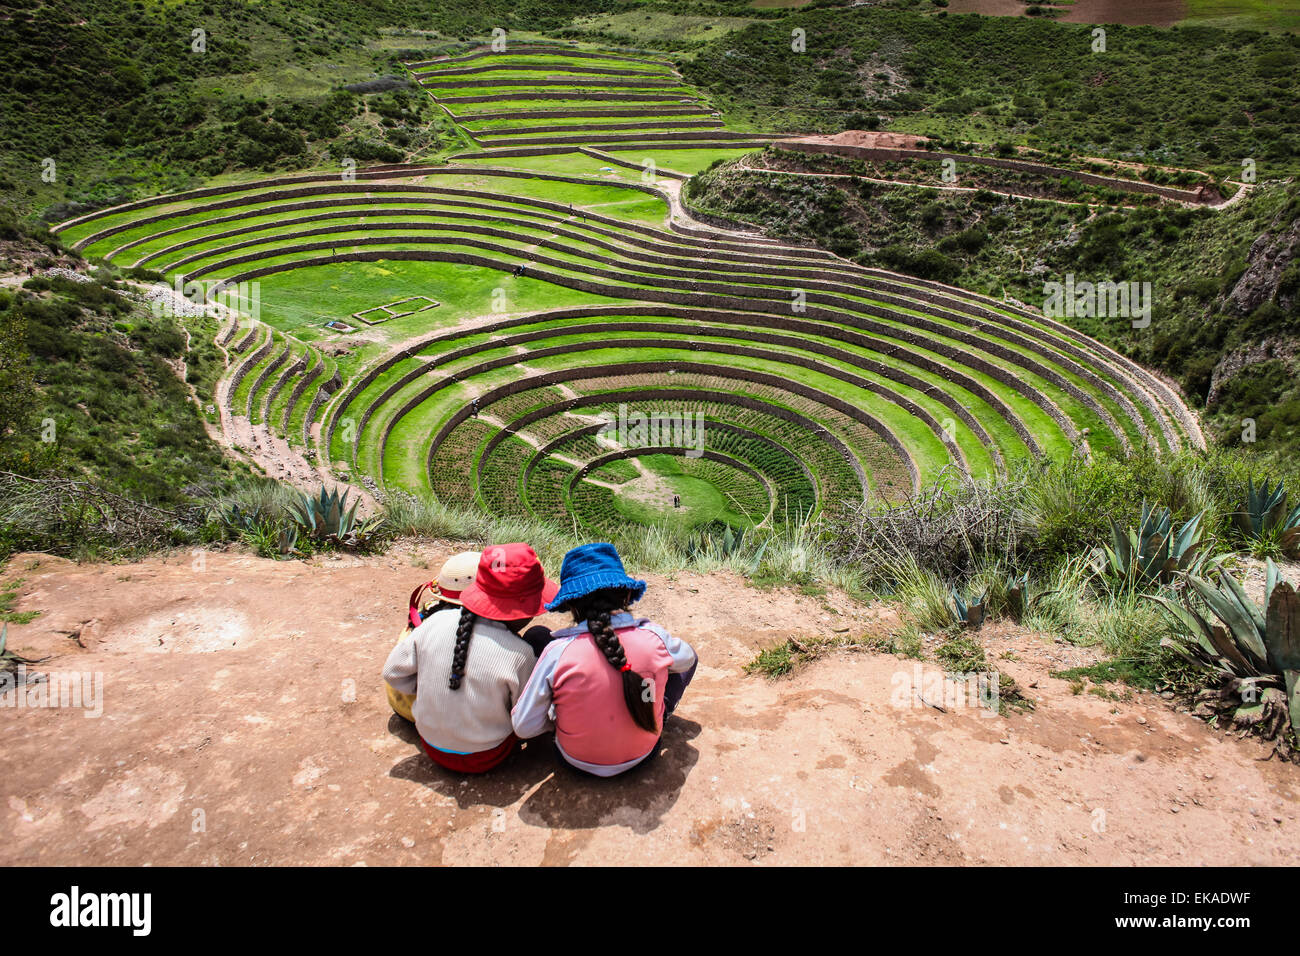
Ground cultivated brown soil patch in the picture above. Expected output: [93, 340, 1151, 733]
[2, 545, 1296, 865]
[947, 0, 1187, 27]
[801, 130, 930, 150]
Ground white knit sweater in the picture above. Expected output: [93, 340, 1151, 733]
[383, 609, 537, 755]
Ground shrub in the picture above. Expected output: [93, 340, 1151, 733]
[1147, 561, 1300, 758]
[1232, 479, 1300, 558]
[1089, 501, 1215, 594]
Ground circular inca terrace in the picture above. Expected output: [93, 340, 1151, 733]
[51, 44, 1203, 533]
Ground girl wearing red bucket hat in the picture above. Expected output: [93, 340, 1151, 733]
[511, 542, 697, 777]
[383, 543, 558, 773]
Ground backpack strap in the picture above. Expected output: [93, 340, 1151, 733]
[408, 581, 436, 629]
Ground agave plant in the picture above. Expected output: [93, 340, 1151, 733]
[221, 503, 258, 533]
[686, 523, 746, 560]
[1233, 479, 1300, 558]
[1146, 560, 1300, 757]
[1, 624, 49, 688]
[276, 523, 300, 556]
[744, 538, 770, 577]
[1005, 570, 1030, 624]
[288, 485, 356, 538]
[287, 485, 385, 550]
[950, 586, 988, 629]
[1091, 501, 1215, 591]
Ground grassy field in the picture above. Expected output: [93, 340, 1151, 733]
[1182, 0, 1300, 31]
[566, 10, 760, 44]
[607, 454, 758, 530]
[407, 44, 761, 163]
[62, 147, 1191, 524]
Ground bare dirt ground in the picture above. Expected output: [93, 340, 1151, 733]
[797, 131, 929, 150]
[2, 544, 1296, 866]
[946, 0, 1187, 28]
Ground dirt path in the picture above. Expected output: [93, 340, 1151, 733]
[734, 158, 1144, 211]
[1, 545, 1296, 866]
[1211, 181, 1253, 211]
[615, 460, 680, 510]
[772, 138, 1242, 211]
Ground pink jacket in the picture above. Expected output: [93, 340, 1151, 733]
[511, 614, 696, 774]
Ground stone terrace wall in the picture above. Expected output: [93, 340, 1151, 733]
[284, 359, 323, 436]
[200, 240, 1109, 451]
[416, 359, 919, 491]
[783, 142, 1210, 204]
[462, 379, 874, 498]
[406, 46, 671, 69]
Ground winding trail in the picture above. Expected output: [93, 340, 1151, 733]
[733, 156, 1253, 212]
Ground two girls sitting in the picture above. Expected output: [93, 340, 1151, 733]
[382, 542, 696, 777]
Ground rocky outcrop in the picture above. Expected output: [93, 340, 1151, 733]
[1207, 336, 1300, 408]
[1227, 215, 1300, 316]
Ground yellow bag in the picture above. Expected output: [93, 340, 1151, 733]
[385, 627, 417, 722]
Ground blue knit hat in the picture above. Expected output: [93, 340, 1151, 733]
[545, 542, 646, 611]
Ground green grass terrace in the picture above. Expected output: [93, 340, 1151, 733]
[51, 151, 1203, 534]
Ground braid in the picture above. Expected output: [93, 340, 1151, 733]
[573, 589, 658, 734]
[591, 608, 627, 668]
[448, 607, 476, 690]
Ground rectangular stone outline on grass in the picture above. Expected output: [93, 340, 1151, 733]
[352, 295, 442, 325]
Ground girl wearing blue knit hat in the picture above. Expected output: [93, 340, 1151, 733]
[511, 542, 698, 777]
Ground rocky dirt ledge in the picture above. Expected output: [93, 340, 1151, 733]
[1, 545, 1295, 865]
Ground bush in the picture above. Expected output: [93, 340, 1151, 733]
[874, 245, 961, 283]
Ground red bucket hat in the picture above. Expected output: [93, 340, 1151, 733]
[459, 543, 558, 621]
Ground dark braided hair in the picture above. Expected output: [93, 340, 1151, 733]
[448, 607, 477, 690]
[564, 587, 657, 734]
[420, 599, 457, 623]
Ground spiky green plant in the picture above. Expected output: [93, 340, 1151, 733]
[288, 485, 357, 538]
[1146, 560, 1300, 758]
[686, 523, 745, 560]
[287, 485, 385, 550]
[277, 523, 299, 556]
[221, 503, 258, 534]
[1091, 501, 1215, 592]
[1022, 554, 1092, 636]
[950, 586, 988, 629]
[1005, 570, 1030, 624]
[887, 554, 955, 633]
[1233, 479, 1300, 559]
[241, 521, 301, 559]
